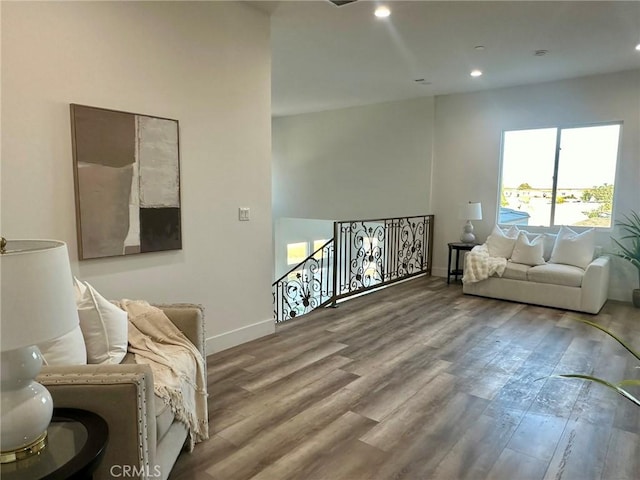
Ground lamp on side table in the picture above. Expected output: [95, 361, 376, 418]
[0, 239, 79, 463]
[459, 202, 483, 243]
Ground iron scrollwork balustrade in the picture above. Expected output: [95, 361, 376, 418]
[272, 215, 433, 323]
[334, 215, 433, 301]
[272, 241, 334, 323]
[389, 217, 427, 280]
[340, 221, 386, 296]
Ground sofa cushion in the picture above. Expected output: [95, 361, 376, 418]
[120, 352, 136, 365]
[549, 226, 595, 269]
[503, 261, 531, 281]
[487, 225, 519, 258]
[510, 232, 545, 266]
[527, 263, 584, 288]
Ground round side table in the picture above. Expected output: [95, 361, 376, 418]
[1, 408, 108, 480]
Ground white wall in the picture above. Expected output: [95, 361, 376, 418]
[432, 70, 640, 301]
[272, 97, 435, 221]
[1, 1, 274, 352]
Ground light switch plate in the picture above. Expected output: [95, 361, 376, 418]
[239, 207, 250, 221]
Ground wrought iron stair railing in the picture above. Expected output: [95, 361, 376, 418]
[272, 239, 334, 322]
[272, 214, 434, 323]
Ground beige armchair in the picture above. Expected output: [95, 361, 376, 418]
[37, 304, 206, 480]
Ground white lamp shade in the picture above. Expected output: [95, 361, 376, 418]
[1, 240, 79, 351]
[459, 202, 483, 221]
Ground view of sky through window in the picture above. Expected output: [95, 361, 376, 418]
[499, 124, 620, 228]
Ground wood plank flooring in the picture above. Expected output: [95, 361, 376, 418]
[170, 276, 640, 480]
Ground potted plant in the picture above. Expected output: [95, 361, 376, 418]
[611, 210, 640, 308]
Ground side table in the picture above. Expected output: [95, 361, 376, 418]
[447, 242, 478, 284]
[1, 408, 108, 480]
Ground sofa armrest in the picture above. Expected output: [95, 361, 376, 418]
[38, 364, 157, 480]
[581, 255, 611, 314]
[156, 304, 206, 358]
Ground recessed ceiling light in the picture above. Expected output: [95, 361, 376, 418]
[636, 43, 640, 51]
[470, 69, 483, 77]
[474, 45, 486, 51]
[534, 49, 549, 57]
[374, 6, 391, 18]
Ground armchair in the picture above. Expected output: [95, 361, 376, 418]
[37, 304, 206, 480]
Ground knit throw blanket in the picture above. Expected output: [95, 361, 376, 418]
[117, 300, 209, 450]
[462, 243, 507, 284]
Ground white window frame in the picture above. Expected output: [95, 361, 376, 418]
[497, 121, 622, 230]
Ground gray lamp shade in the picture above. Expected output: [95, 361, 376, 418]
[1, 240, 79, 351]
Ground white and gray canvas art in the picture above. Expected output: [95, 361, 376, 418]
[71, 104, 181, 260]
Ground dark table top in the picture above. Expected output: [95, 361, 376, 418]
[1, 408, 108, 480]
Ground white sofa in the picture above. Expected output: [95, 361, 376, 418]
[462, 225, 611, 314]
[463, 256, 610, 313]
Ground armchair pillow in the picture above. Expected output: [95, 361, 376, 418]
[75, 279, 128, 364]
[39, 325, 87, 366]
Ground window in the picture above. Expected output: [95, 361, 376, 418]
[498, 123, 621, 228]
[287, 242, 308, 265]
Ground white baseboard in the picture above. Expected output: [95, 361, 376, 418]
[431, 267, 448, 278]
[607, 287, 631, 303]
[206, 318, 275, 355]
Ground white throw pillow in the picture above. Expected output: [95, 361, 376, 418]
[39, 325, 87, 366]
[519, 231, 557, 261]
[540, 233, 557, 262]
[486, 225, 519, 258]
[549, 226, 595, 269]
[510, 232, 546, 266]
[75, 279, 128, 364]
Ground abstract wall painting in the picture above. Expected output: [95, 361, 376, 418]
[70, 104, 182, 260]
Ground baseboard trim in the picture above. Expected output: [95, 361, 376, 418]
[431, 267, 448, 278]
[607, 287, 631, 303]
[206, 318, 275, 355]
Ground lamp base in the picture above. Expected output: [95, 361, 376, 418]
[0, 346, 53, 458]
[460, 220, 477, 244]
[0, 431, 47, 464]
[460, 232, 476, 243]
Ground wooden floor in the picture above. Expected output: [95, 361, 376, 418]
[170, 276, 640, 480]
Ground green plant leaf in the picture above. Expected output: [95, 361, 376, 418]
[617, 379, 640, 388]
[557, 374, 640, 407]
[572, 318, 640, 362]
[616, 212, 640, 237]
[611, 210, 640, 274]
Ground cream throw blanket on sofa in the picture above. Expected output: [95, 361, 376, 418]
[117, 299, 209, 450]
[462, 244, 507, 284]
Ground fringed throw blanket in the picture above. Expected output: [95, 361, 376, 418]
[117, 300, 209, 450]
[462, 244, 507, 284]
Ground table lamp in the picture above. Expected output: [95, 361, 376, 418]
[459, 202, 482, 243]
[0, 239, 79, 463]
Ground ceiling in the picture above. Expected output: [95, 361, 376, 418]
[266, 1, 640, 117]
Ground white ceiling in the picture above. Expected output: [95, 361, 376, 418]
[267, 0, 640, 117]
